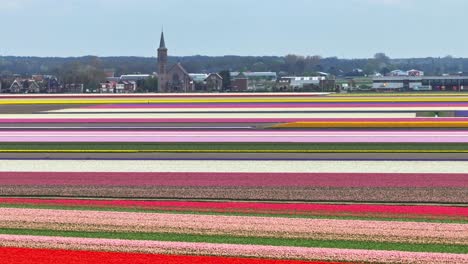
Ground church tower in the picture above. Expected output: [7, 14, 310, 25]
[157, 31, 168, 92]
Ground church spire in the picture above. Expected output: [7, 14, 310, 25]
[159, 30, 166, 50]
[157, 28, 168, 93]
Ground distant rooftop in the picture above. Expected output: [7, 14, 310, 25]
[231, 72, 277, 78]
[189, 73, 209, 82]
[121, 74, 151, 77]
[282, 76, 325, 80]
[374, 76, 468, 80]
[106, 74, 151, 82]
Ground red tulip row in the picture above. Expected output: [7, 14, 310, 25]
[0, 198, 466, 220]
[0, 247, 336, 264]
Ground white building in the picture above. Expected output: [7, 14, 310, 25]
[389, 69, 424, 77]
[231, 72, 277, 80]
[372, 76, 468, 91]
[389, 70, 408, 76]
[407, 69, 424, 76]
[279, 76, 325, 88]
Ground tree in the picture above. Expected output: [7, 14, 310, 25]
[142, 76, 158, 92]
[294, 60, 306, 75]
[284, 54, 307, 75]
[374, 53, 390, 64]
[252, 62, 267, 72]
[219, 70, 231, 91]
[373, 52, 391, 71]
[304, 55, 322, 74]
[364, 60, 378, 75]
[53, 61, 106, 89]
[381, 67, 391, 76]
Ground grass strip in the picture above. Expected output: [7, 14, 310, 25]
[1, 142, 468, 152]
[5, 150, 468, 153]
[0, 228, 465, 254]
[0, 204, 466, 224]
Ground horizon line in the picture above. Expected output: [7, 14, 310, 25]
[0, 54, 463, 60]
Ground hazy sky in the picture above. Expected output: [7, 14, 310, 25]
[1, 0, 467, 58]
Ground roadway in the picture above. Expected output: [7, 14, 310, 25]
[0, 104, 87, 114]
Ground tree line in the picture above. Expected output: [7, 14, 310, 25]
[1, 54, 468, 82]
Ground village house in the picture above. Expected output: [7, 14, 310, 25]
[205, 73, 223, 91]
[389, 69, 424, 77]
[230, 72, 277, 91]
[0, 75, 72, 94]
[9, 79, 41, 93]
[99, 80, 137, 93]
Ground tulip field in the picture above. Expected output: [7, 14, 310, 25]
[0, 93, 467, 263]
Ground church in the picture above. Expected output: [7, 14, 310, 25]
[157, 31, 194, 93]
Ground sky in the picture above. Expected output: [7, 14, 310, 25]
[1, 0, 467, 58]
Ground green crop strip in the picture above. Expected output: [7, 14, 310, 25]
[0, 228, 465, 254]
[1, 142, 468, 152]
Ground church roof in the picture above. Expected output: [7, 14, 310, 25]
[159, 31, 167, 49]
[207, 73, 223, 80]
[168, 63, 190, 76]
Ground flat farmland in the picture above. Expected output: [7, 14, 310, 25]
[0, 93, 467, 264]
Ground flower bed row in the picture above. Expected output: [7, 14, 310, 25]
[0, 160, 466, 173]
[1, 208, 465, 245]
[51, 106, 468, 113]
[0, 247, 336, 264]
[0, 235, 466, 263]
[2, 228, 466, 254]
[273, 121, 468, 128]
[0, 93, 327, 99]
[1, 198, 465, 220]
[5, 130, 468, 143]
[0, 112, 418, 120]
[3, 94, 468, 104]
[3, 142, 468, 153]
[84, 102, 468, 109]
[1, 187, 465, 203]
[0, 172, 465, 188]
[0, 117, 467, 123]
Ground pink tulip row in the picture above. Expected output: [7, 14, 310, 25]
[1, 117, 468, 123]
[0, 208, 465, 245]
[5, 130, 468, 143]
[0, 235, 466, 264]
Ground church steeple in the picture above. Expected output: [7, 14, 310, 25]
[157, 30, 168, 92]
[159, 31, 167, 50]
